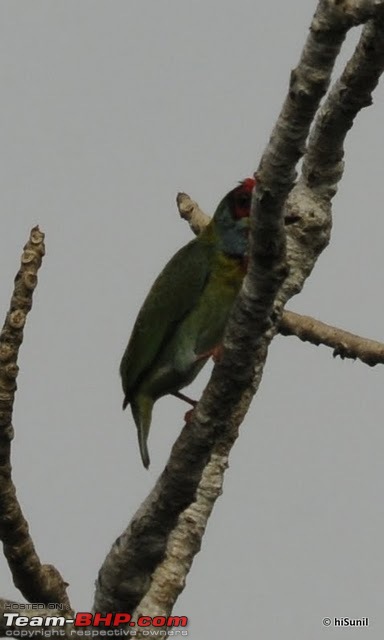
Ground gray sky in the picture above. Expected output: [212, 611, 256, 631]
[0, 2, 383, 638]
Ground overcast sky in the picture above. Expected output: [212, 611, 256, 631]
[0, 2, 383, 639]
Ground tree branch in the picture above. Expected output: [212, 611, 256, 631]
[280, 310, 384, 365]
[0, 228, 71, 609]
[302, 16, 384, 197]
[176, 192, 211, 235]
[94, 0, 384, 631]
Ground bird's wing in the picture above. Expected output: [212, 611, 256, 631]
[120, 235, 214, 404]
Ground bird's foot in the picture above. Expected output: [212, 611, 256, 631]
[172, 391, 197, 407]
[184, 408, 195, 424]
[196, 344, 223, 364]
[171, 392, 197, 423]
[211, 344, 224, 363]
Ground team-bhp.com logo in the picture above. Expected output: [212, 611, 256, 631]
[3, 613, 188, 636]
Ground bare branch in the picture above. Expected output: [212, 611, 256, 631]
[0, 228, 71, 609]
[176, 192, 211, 235]
[302, 17, 384, 197]
[337, 0, 384, 22]
[280, 310, 384, 365]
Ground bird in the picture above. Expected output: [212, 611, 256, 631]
[120, 177, 255, 468]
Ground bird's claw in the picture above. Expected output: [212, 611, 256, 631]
[196, 344, 223, 364]
[184, 408, 195, 424]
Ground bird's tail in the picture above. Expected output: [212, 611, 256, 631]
[130, 395, 154, 469]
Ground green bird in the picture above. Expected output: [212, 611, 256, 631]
[120, 177, 255, 468]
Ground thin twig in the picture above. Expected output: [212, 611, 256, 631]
[280, 310, 384, 365]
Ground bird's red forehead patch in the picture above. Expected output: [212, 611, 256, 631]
[240, 177, 256, 192]
[230, 177, 255, 219]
